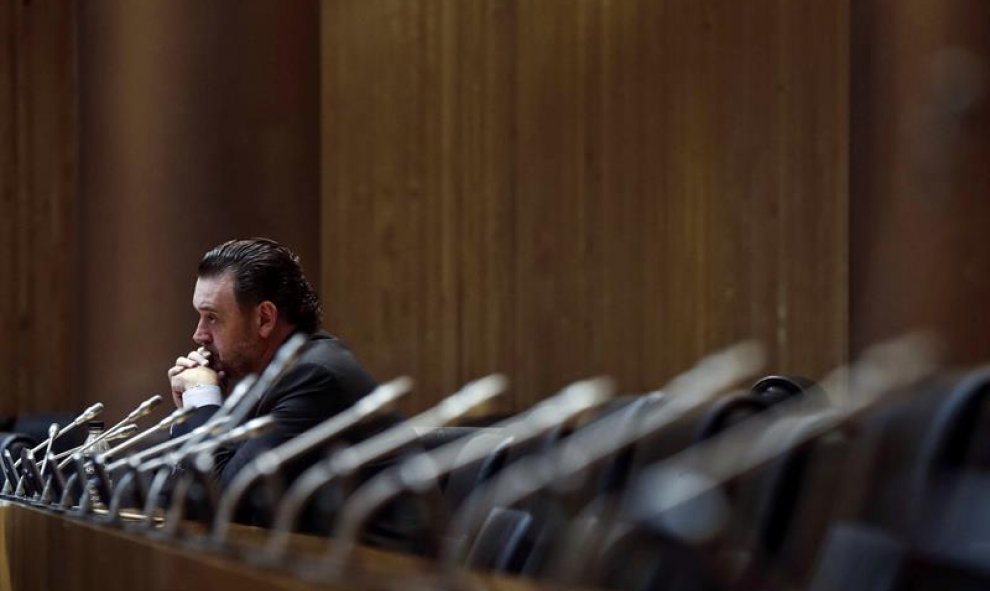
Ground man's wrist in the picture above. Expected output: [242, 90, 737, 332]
[182, 384, 223, 409]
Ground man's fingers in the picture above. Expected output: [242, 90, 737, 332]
[188, 351, 210, 366]
[175, 356, 199, 369]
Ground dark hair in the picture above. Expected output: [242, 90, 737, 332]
[198, 238, 322, 333]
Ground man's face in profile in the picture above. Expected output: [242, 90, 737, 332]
[191, 272, 265, 389]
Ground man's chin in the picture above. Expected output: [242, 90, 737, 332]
[222, 371, 253, 394]
[217, 371, 231, 394]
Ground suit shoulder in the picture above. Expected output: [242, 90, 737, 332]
[293, 332, 378, 393]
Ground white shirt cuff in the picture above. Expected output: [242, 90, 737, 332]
[182, 385, 223, 409]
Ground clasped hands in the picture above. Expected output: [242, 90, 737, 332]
[168, 347, 221, 408]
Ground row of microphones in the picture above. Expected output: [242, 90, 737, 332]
[117, 334, 312, 526]
[100, 407, 195, 463]
[239, 374, 509, 555]
[1, 396, 162, 500]
[0, 333, 947, 591]
[51, 395, 163, 510]
[544, 334, 940, 587]
[166, 340, 761, 584]
[321, 376, 617, 574]
[436, 341, 765, 570]
[210, 376, 416, 544]
[4, 402, 104, 487]
[0, 333, 318, 531]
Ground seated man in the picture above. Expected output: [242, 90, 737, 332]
[167, 238, 408, 542]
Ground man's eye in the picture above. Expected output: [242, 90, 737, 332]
[206, 314, 218, 323]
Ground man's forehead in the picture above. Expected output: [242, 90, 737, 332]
[193, 273, 236, 309]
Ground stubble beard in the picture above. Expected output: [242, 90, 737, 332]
[216, 339, 265, 395]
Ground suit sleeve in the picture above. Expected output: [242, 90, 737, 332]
[209, 361, 358, 489]
[170, 404, 220, 437]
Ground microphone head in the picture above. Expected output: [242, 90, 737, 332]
[226, 415, 277, 442]
[132, 394, 164, 419]
[20, 447, 35, 464]
[355, 376, 414, 416]
[527, 377, 614, 430]
[141, 394, 164, 410]
[159, 407, 194, 429]
[191, 415, 232, 438]
[80, 402, 105, 423]
[440, 373, 508, 420]
[108, 424, 140, 441]
[191, 416, 276, 473]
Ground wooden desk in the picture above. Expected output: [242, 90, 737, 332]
[0, 502, 554, 591]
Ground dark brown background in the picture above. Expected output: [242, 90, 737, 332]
[320, 0, 849, 413]
[1, 0, 987, 422]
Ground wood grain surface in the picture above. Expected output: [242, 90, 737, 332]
[0, 0, 78, 417]
[0, 502, 554, 591]
[320, 0, 850, 414]
[851, 0, 990, 363]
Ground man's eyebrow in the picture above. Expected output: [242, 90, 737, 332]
[195, 304, 218, 313]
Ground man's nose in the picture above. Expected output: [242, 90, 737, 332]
[192, 321, 211, 345]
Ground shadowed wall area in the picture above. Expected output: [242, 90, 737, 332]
[74, 0, 320, 419]
[0, 0, 76, 417]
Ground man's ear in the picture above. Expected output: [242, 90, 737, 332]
[257, 301, 278, 338]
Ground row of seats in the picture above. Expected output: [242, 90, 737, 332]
[345, 370, 988, 591]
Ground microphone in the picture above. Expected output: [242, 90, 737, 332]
[151, 415, 278, 473]
[67, 451, 117, 515]
[97, 407, 195, 464]
[109, 395, 164, 434]
[111, 334, 308, 521]
[322, 377, 616, 572]
[132, 415, 279, 529]
[37, 423, 59, 483]
[53, 424, 141, 468]
[135, 416, 242, 525]
[546, 334, 939, 587]
[622, 334, 938, 535]
[56, 423, 143, 513]
[18, 448, 45, 499]
[4, 449, 31, 497]
[210, 376, 414, 543]
[89, 416, 234, 519]
[256, 374, 507, 554]
[55, 396, 163, 471]
[39, 452, 67, 504]
[159, 416, 279, 535]
[440, 341, 764, 568]
[0, 448, 21, 494]
[14, 402, 104, 470]
[108, 424, 140, 440]
[137, 415, 275, 525]
[108, 415, 234, 473]
[170, 375, 259, 456]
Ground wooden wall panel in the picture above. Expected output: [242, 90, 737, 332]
[77, 0, 321, 421]
[0, 0, 77, 417]
[0, 0, 13, 418]
[321, 0, 850, 413]
[851, 0, 990, 363]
